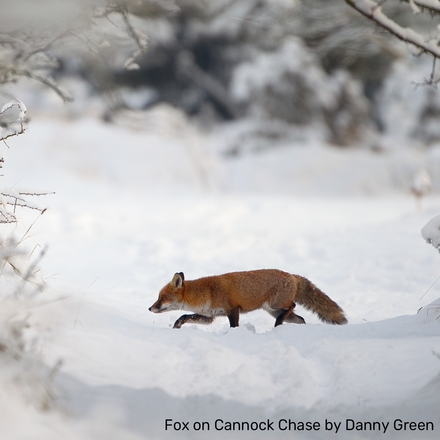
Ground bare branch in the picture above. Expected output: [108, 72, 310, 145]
[412, 56, 440, 88]
[0, 190, 53, 223]
[20, 70, 73, 103]
[21, 29, 74, 62]
[1, 123, 25, 143]
[14, 245, 48, 296]
[118, 5, 148, 54]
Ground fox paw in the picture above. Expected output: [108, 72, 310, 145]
[173, 318, 184, 329]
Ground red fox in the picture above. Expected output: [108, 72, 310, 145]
[149, 269, 347, 329]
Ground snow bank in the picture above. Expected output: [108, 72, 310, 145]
[422, 215, 440, 250]
[2, 115, 440, 439]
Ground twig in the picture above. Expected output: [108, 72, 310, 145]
[14, 245, 48, 297]
[15, 210, 47, 247]
[372, 0, 388, 12]
[22, 30, 74, 62]
[21, 70, 73, 103]
[119, 6, 148, 54]
[420, 273, 440, 300]
[412, 56, 440, 88]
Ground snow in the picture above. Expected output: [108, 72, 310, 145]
[422, 215, 440, 249]
[1, 112, 440, 439]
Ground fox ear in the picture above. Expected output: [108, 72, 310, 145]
[171, 272, 184, 289]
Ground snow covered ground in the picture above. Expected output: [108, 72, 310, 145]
[2, 113, 440, 439]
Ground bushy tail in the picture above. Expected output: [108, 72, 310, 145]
[295, 276, 347, 325]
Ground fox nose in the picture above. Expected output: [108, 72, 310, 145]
[148, 306, 152, 311]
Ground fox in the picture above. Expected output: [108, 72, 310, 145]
[149, 269, 347, 329]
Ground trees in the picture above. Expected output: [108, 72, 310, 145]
[0, 0, 162, 222]
[85, 0, 387, 148]
[0, 1, 155, 106]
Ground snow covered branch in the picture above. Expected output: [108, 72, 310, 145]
[404, 0, 440, 14]
[0, 99, 54, 223]
[0, 99, 27, 143]
[0, 189, 53, 224]
[345, 0, 440, 58]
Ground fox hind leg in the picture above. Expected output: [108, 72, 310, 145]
[173, 314, 214, 329]
[283, 311, 305, 325]
[274, 304, 294, 327]
[273, 303, 306, 327]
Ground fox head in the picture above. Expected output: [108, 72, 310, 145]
[149, 272, 185, 313]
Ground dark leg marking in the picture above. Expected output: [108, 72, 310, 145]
[228, 307, 240, 328]
[173, 314, 214, 329]
[275, 303, 296, 327]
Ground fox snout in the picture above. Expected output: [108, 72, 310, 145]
[149, 299, 177, 313]
[149, 302, 161, 313]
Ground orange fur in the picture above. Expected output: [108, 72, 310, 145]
[149, 269, 347, 328]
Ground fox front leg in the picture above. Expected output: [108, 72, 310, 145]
[173, 314, 214, 329]
[227, 307, 240, 328]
